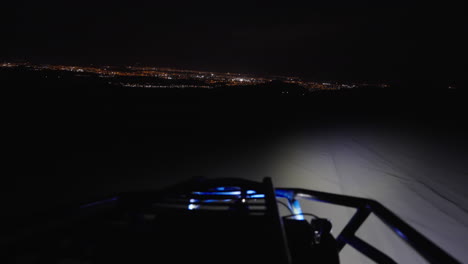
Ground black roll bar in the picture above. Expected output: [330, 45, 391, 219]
[277, 188, 460, 264]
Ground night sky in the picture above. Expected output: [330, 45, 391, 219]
[3, 0, 466, 87]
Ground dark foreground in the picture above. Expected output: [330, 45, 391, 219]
[2, 69, 467, 262]
[3, 68, 466, 217]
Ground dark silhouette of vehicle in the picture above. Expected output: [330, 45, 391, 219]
[4, 177, 460, 263]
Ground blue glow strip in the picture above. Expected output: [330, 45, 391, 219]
[191, 196, 264, 204]
[393, 228, 408, 240]
[193, 199, 233, 204]
[275, 189, 295, 200]
[80, 197, 118, 209]
[193, 190, 257, 195]
[200, 199, 220, 203]
[291, 200, 305, 220]
[249, 194, 265, 199]
[193, 191, 241, 196]
[214, 187, 240, 191]
[188, 198, 235, 210]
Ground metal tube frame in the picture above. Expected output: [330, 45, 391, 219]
[277, 188, 460, 264]
[67, 177, 460, 264]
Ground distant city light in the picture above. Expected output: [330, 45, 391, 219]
[0, 62, 388, 91]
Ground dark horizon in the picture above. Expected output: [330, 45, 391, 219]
[4, 0, 466, 88]
[1, 60, 464, 91]
[0, 60, 392, 85]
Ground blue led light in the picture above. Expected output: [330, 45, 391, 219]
[249, 194, 265, 199]
[193, 191, 242, 196]
[193, 190, 257, 196]
[188, 204, 198, 210]
[187, 199, 233, 210]
[275, 189, 295, 200]
[201, 199, 218, 203]
[188, 188, 266, 210]
[189, 199, 198, 210]
[188, 199, 200, 210]
[214, 186, 241, 191]
[394, 228, 408, 240]
[291, 200, 305, 220]
[201, 199, 233, 204]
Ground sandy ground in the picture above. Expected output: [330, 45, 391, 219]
[4, 83, 467, 263]
[39, 122, 465, 263]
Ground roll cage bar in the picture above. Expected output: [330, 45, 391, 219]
[6, 177, 460, 264]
